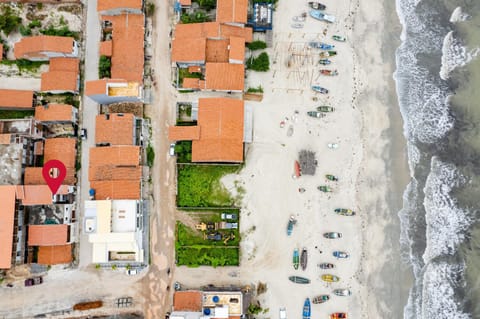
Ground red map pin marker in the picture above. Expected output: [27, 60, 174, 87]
[42, 160, 67, 195]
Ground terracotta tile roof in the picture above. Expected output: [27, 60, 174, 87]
[182, 78, 201, 89]
[19, 185, 52, 205]
[44, 138, 77, 168]
[206, 39, 229, 63]
[49, 57, 80, 72]
[28, 224, 68, 246]
[168, 126, 201, 141]
[0, 89, 34, 109]
[35, 103, 75, 122]
[90, 180, 140, 199]
[95, 113, 135, 145]
[188, 66, 201, 73]
[24, 167, 76, 185]
[205, 63, 244, 91]
[97, 0, 142, 11]
[38, 244, 72, 265]
[89, 166, 142, 181]
[171, 38, 206, 63]
[85, 78, 126, 95]
[0, 134, 11, 144]
[174, 22, 220, 39]
[173, 291, 203, 311]
[179, 0, 191, 6]
[14, 36, 75, 59]
[0, 185, 16, 269]
[102, 14, 144, 82]
[89, 146, 140, 167]
[34, 141, 44, 155]
[41, 58, 79, 92]
[0, 44, 3, 61]
[99, 41, 113, 57]
[216, 0, 248, 24]
[220, 24, 252, 42]
[228, 36, 245, 62]
[192, 97, 244, 162]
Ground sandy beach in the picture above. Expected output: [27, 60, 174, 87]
[171, 0, 412, 318]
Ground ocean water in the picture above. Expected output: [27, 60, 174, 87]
[394, 0, 480, 318]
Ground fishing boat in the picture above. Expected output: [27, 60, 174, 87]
[317, 106, 335, 112]
[293, 13, 307, 22]
[323, 232, 342, 239]
[318, 262, 335, 269]
[332, 35, 346, 42]
[307, 111, 325, 118]
[333, 251, 349, 258]
[309, 10, 336, 23]
[311, 85, 329, 94]
[328, 143, 339, 149]
[308, 42, 334, 50]
[300, 247, 308, 270]
[317, 185, 332, 192]
[333, 288, 352, 296]
[319, 51, 337, 58]
[320, 69, 338, 76]
[287, 215, 297, 236]
[308, 1, 326, 10]
[312, 295, 330, 304]
[291, 23, 304, 29]
[330, 313, 347, 319]
[321, 274, 340, 282]
[302, 298, 311, 319]
[293, 248, 299, 270]
[318, 59, 331, 65]
[326, 174, 339, 181]
[289, 276, 311, 284]
[334, 208, 356, 216]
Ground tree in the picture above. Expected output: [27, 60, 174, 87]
[98, 55, 111, 78]
[247, 41, 267, 51]
[247, 52, 270, 72]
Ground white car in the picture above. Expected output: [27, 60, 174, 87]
[169, 143, 176, 156]
[279, 307, 287, 319]
[126, 268, 138, 275]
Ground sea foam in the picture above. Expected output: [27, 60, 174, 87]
[440, 31, 480, 80]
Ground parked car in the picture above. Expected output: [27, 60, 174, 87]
[279, 307, 287, 319]
[221, 213, 238, 220]
[207, 232, 222, 241]
[24, 276, 43, 286]
[126, 268, 138, 275]
[80, 128, 87, 140]
[323, 232, 342, 239]
[169, 143, 176, 156]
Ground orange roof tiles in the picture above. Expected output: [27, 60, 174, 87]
[35, 103, 75, 122]
[85, 78, 125, 95]
[206, 39, 229, 63]
[205, 63, 244, 91]
[192, 97, 244, 162]
[97, 0, 142, 12]
[174, 22, 220, 39]
[0, 134, 12, 144]
[44, 138, 77, 168]
[49, 57, 80, 72]
[220, 24, 252, 42]
[90, 180, 141, 200]
[173, 291, 203, 311]
[0, 44, 3, 61]
[179, 0, 192, 6]
[182, 78, 201, 89]
[38, 244, 72, 265]
[28, 224, 68, 246]
[0, 185, 16, 269]
[228, 36, 245, 62]
[19, 185, 52, 205]
[216, 0, 248, 24]
[188, 66, 201, 73]
[24, 167, 76, 185]
[102, 14, 144, 82]
[89, 146, 140, 167]
[95, 113, 135, 145]
[41, 58, 79, 92]
[171, 38, 206, 63]
[168, 126, 201, 141]
[99, 41, 113, 57]
[0, 89, 34, 109]
[89, 166, 142, 181]
[14, 36, 75, 59]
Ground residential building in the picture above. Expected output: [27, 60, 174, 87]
[24, 166, 77, 185]
[28, 224, 72, 246]
[97, 0, 143, 15]
[171, 290, 245, 319]
[84, 199, 144, 264]
[100, 13, 144, 82]
[0, 89, 35, 110]
[41, 57, 80, 93]
[216, 0, 248, 25]
[168, 98, 245, 162]
[16, 185, 75, 206]
[34, 103, 78, 124]
[85, 79, 143, 104]
[14, 36, 79, 61]
[249, 2, 273, 31]
[95, 113, 142, 146]
[0, 185, 16, 269]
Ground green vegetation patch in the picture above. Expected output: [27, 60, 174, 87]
[0, 110, 34, 119]
[180, 12, 210, 24]
[247, 52, 270, 72]
[0, 6, 22, 36]
[98, 55, 112, 78]
[146, 144, 155, 167]
[178, 68, 202, 86]
[40, 25, 78, 39]
[247, 40, 267, 51]
[177, 164, 239, 207]
[247, 86, 264, 93]
[175, 141, 192, 163]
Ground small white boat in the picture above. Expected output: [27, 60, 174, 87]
[310, 10, 335, 23]
[291, 23, 304, 29]
[328, 143, 338, 149]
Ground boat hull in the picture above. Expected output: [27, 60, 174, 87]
[289, 276, 310, 284]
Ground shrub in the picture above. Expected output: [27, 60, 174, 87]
[28, 20, 42, 28]
[181, 12, 209, 24]
[40, 25, 77, 38]
[98, 55, 111, 78]
[247, 52, 270, 72]
[146, 144, 155, 167]
[19, 25, 32, 36]
[36, 3, 43, 10]
[247, 40, 267, 51]
[0, 7, 22, 36]
[146, 2, 155, 17]
[198, 0, 216, 10]
[247, 86, 263, 93]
